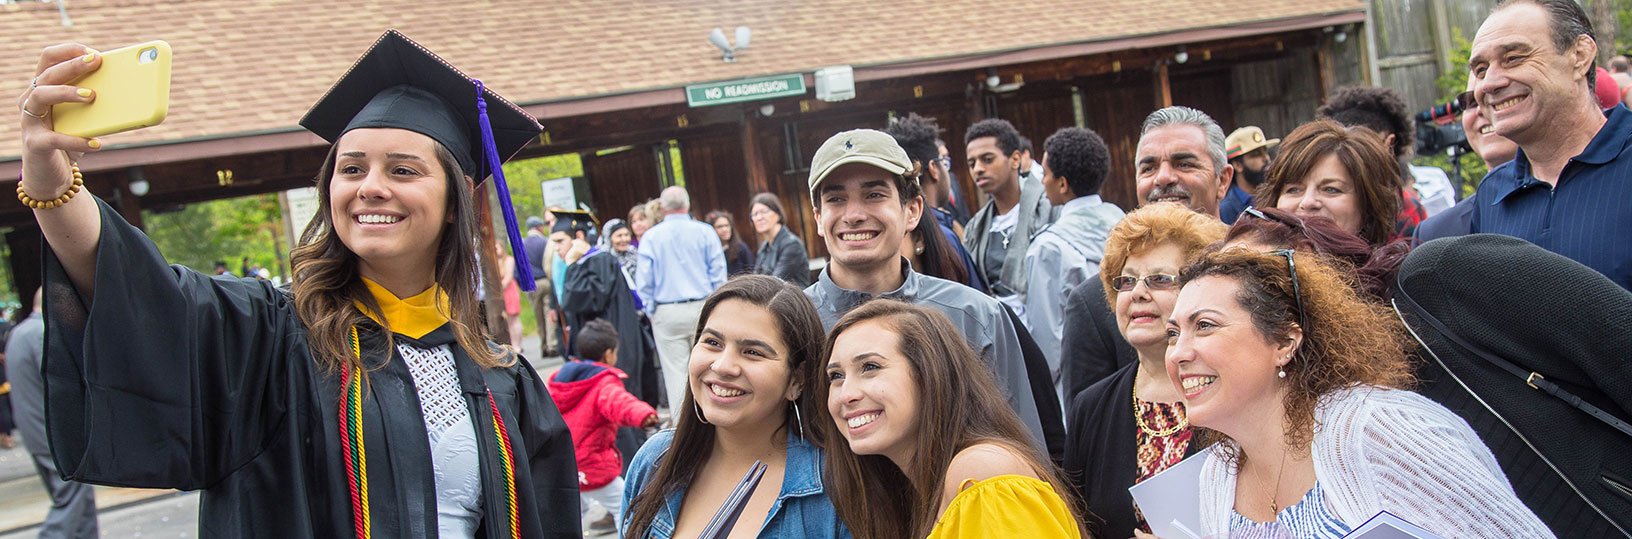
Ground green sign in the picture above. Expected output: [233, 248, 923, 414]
[686, 74, 807, 107]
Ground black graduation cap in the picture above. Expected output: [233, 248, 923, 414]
[550, 208, 598, 237]
[299, 29, 544, 290]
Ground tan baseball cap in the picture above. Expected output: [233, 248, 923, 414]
[807, 129, 914, 197]
[1225, 126, 1279, 159]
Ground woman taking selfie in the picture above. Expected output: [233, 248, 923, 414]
[621, 275, 846, 538]
[1063, 203, 1224, 538]
[819, 300, 1082, 539]
[18, 32, 579, 537]
[1166, 249, 1549, 537]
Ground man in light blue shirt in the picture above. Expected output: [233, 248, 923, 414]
[1023, 127, 1125, 407]
[636, 186, 728, 410]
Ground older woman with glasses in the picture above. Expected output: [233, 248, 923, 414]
[1166, 248, 1550, 537]
[1063, 203, 1225, 538]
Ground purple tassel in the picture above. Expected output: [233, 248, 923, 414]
[472, 79, 536, 292]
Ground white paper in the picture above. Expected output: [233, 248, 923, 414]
[1342, 510, 1445, 539]
[1128, 447, 1210, 539]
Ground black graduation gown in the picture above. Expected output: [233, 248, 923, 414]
[40, 196, 582, 538]
[1063, 363, 1199, 539]
[559, 248, 658, 468]
[560, 249, 658, 408]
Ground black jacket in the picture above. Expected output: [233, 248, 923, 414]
[1060, 279, 1136, 404]
[756, 226, 811, 288]
[1064, 363, 1199, 539]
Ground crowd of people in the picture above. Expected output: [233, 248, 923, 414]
[6, 0, 1631, 537]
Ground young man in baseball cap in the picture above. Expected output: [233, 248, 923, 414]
[802, 129, 1054, 449]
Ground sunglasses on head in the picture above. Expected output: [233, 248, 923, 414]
[1110, 274, 1178, 292]
[1269, 249, 1309, 336]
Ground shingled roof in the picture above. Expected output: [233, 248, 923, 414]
[0, 0, 1364, 162]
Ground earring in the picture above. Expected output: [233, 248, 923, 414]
[1278, 368, 1287, 379]
[914, 243, 925, 255]
[694, 401, 709, 424]
[793, 401, 805, 441]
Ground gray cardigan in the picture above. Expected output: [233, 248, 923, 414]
[963, 179, 1058, 296]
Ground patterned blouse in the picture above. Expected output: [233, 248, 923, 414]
[1132, 398, 1192, 532]
[1227, 481, 1353, 539]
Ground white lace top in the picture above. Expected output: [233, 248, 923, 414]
[400, 343, 483, 538]
[1197, 386, 1554, 538]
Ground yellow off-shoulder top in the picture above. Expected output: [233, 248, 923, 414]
[926, 474, 1081, 539]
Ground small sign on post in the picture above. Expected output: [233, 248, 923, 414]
[686, 74, 807, 107]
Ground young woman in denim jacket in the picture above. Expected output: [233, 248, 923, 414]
[622, 275, 848, 538]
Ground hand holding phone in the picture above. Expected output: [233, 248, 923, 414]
[51, 41, 172, 139]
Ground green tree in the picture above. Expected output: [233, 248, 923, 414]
[143, 193, 287, 278]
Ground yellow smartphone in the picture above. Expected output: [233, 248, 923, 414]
[52, 40, 172, 139]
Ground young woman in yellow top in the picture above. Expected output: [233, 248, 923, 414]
[816, 300, 1085, 538]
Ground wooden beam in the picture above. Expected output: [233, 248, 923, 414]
[740, 111, 770, 195]
[1156, 61, 1173, 108]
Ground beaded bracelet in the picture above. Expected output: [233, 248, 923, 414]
[17, 162, 84, 210]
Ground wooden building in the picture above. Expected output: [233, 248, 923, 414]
[0, 0, 1368, 296]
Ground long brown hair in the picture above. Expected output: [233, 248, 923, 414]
[705, 210, 746, 265]
[622, 275, 826, 538]
[1178, 249, 1415, 460]
[1255, 119, 1401, 247]
[290, 142, 508, 375]
[814, 300, 1084, 539]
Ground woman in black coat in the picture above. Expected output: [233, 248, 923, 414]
[747, 193, 812, 288]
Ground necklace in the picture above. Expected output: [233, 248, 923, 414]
[1254, 449, 1289, 515]
[1132, 373, 1188, 437]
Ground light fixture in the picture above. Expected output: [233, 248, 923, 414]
[128, 167, 149, 197]
[759, 103, 775, 117]
[1174, 47, 1189, 64]
[985, 68, 1002, 88]
[1335, 30, 1348, 43]
[708, 26, 751, 63]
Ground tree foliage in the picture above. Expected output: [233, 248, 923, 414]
[143, 193, 288, 278]
[1413, 27, 1487, 198]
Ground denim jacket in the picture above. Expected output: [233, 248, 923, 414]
[621, 428, 850, 539]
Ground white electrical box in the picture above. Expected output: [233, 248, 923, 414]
[815, 65, 855, 102]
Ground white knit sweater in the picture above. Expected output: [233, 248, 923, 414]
[1197, 386, 1554, 538]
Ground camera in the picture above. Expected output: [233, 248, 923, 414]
[1415, 97, 1469, 155]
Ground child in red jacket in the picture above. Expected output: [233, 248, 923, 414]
[547, 319, 658, 533]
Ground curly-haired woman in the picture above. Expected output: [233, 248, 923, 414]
[1166, 249, 1550, 537]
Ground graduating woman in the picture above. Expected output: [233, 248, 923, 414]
[17, 31, 579, 537]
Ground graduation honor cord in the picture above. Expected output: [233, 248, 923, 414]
[338, 326, 522, 539]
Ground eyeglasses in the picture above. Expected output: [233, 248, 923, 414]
[1110, 274, 1178, 292]
[1269, 249, 1309, 335]
[1456, 90, 1477, 111]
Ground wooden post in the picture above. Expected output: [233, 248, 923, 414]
[740, 109, 770, 195]
[1314, 46, 1333, 105]
[1155, 61, 1173, 108]
[476, 182, 510, 346]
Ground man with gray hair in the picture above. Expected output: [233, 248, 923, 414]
[1133, 106, 1233, 219]
[7, 289, 99, 538]
[1058, 106, 1232, 404]
[636, 185, 728, 410]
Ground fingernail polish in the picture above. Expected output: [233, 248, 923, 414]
[82, 53, 96, 63]
[77, 88, 92, 98]
[87, 139, 101, 150]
